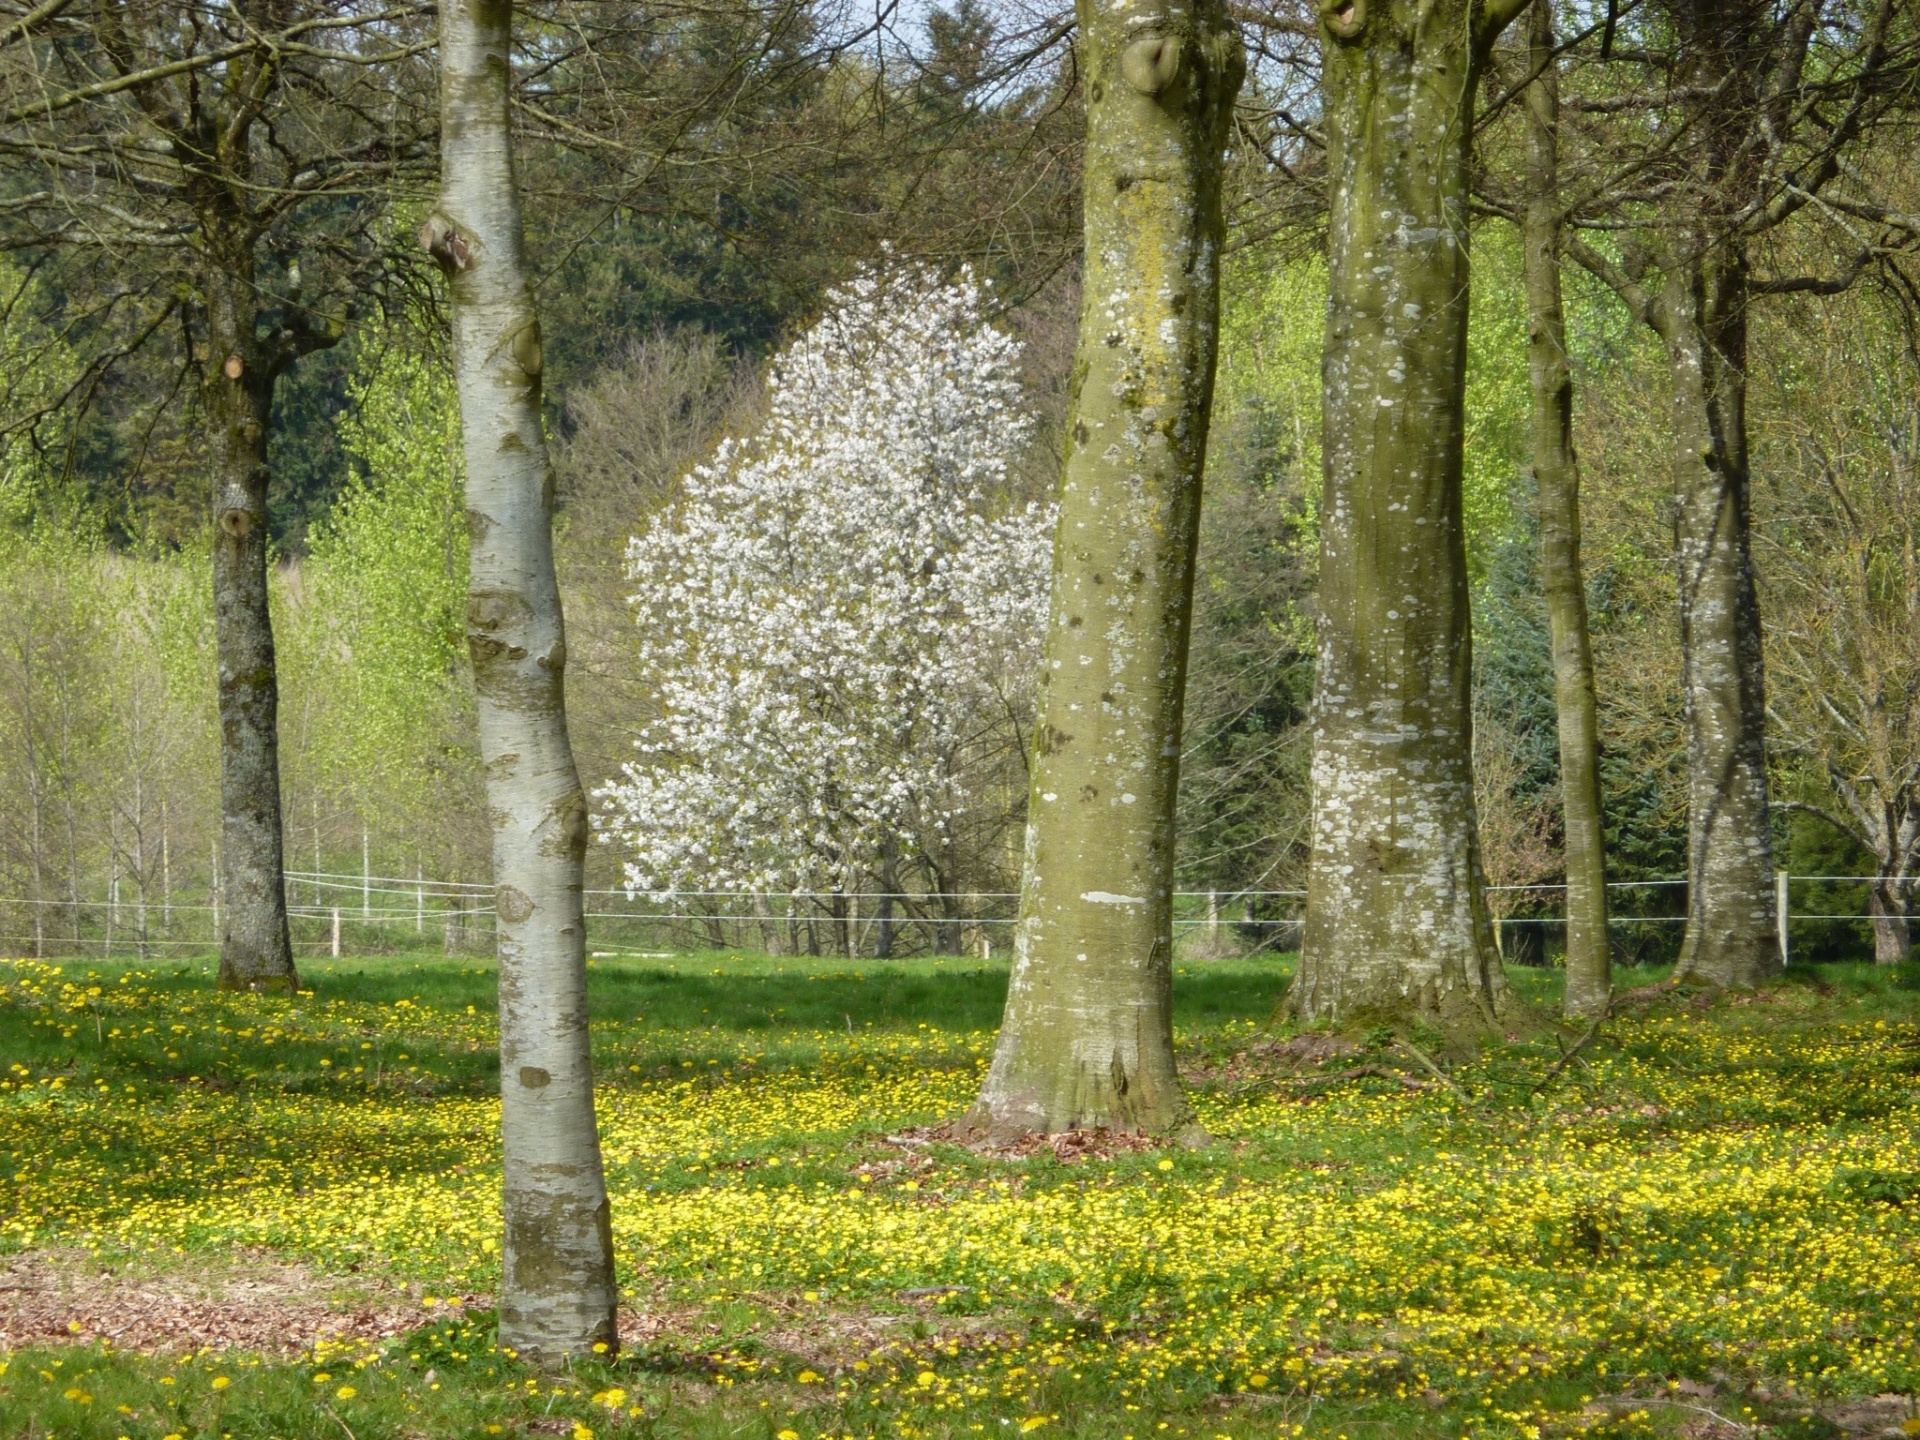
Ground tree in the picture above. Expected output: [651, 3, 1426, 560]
[1761, 287, 1920, 962]
[598, 264, 1049, 942]
[1544, 0, 1918, 985]
[0, 0, 440, 989]
[1289, 0, 1532, 1024]
[965, 0, 1242, 1137]
[424, 0, 616, 1362]
[1521, 0, 1609, 1015]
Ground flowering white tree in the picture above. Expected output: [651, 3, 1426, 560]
[598, 262, 1052, 927]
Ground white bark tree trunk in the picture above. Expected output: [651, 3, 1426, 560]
[427, 0, 618, 1362]
[1291, 0, 1527, 1026]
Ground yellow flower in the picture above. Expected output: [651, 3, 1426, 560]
[572, 1424, 594, 1440]
[916, 1371, 937, 1387]
[1156, 1158, 1174, 1171]
[211, 1376, 230, 1390]
[778, 1431, 800, 1440]
[312, 1372, 331, 1383]
[335, 1385, 358, 1400]
[1021, 1420, 1048, 1433]
[592, 1388, 627, 1408]
[63, 1387, 91, 1403]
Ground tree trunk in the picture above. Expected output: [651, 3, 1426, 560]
[1523, 0, 1609, 1020]
[1662, 259, 1779, 987]
[1291, 0, 1525, 1026]
[429, 0, 618, 1363]
[755, 892, 784, 956]
[207, 274, 297, 994]
[875, 841, 897, 960]
[1869, 877, 1910, 964]
[967, 0, 1241, 1138]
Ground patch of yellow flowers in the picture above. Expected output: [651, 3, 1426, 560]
[3, 958, 1919, 1424]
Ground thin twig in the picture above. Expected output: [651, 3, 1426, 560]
[1531, 1015, 1607, 1096]
[1397, 1039, 1474, 1102]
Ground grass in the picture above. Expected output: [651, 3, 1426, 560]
[3, 951, 1920, 1439]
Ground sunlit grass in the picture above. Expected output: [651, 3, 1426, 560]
[4, 951, 1920, 1437]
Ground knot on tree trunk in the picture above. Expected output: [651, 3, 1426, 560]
[419, 212, 475, 272]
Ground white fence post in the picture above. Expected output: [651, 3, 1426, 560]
[416, 863, 424, 933]
[362, 828, 371, 919]
[1777, 869, 1790, 967]
[331, 907, 341, 958]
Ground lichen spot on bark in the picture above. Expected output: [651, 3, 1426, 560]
[518, 1066, 551, 1089]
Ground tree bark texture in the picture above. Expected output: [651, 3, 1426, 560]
[1661, 258, 1778, 987]
[1291, 0, 1526, 1025]
[208, 271, 297, 994]
[1869, 878, 1911, 964]
[430, 0, 618, 1361]
[1522, 0, 1608, 1018]
[967, 0, 1241, 1138]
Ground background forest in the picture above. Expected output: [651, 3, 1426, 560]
[0, 0, 1911, 966]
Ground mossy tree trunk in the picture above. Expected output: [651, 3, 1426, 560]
[966, 0, 1241, 1138]
[206, 265, 297, 995]
[1290, 0, 1531, 1026]
[427, 0, 618, 1362]
[1522, 0, 1609, 1018]
[1661, 255, 1778, 987]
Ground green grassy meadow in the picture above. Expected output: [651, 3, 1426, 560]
[4, 951, 1920, 1440]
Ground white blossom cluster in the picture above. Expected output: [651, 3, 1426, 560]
[597, 261, 1055, 897]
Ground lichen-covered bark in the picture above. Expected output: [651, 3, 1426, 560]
[966, 0, 1241, 1138]
[1291, 0, 1527, 1026]
[429, 0, 617, 1361]
[1663, 257, 1778, 988]
[207, 270, 297, 995]
[1523, 0, 1608, 1019]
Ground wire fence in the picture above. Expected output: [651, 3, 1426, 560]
[0, 870, 1910, 962]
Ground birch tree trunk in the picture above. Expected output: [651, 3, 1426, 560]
[967, 0, 1241, 1138]
[1662, 259, 1779, 987]
[207, 270, 297, 994]
[1523, 0, 1609, 1019]
[1291, 0, 1527, 1025]
[427, 0, 618, 1362]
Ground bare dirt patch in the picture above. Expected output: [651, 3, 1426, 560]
[886, 1121, 1159, 1164]
[0, 1248, 474, 1355]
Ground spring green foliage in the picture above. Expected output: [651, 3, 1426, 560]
[0, 259, 82, 537]
[288, 336, 475, 846]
